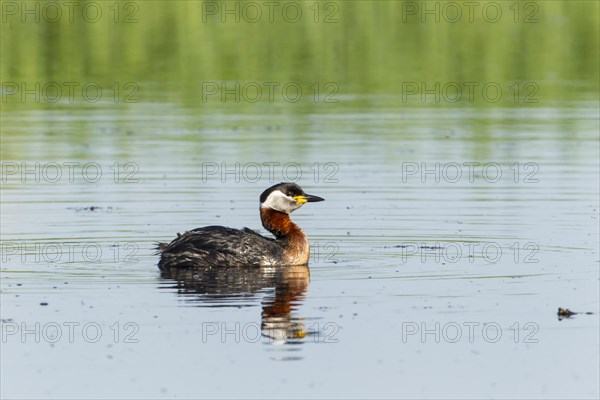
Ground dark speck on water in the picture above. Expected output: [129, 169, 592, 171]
[67, 206, 114, 212]
[557, 307, 594, 320]
[387, 245, 444, 250]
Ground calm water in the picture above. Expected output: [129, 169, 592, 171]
[1, 1, 599, 399]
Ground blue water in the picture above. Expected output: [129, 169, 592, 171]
[1, 99, 598, 398]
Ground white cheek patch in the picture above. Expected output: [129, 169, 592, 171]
[261, 190, 301, 214]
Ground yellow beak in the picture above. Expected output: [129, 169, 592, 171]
[294, 193, 325, 204]
[293, 194, 325, 204]
[293, 195, 309, 204]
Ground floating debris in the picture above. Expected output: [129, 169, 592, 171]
[557, 307, 594, 320]
[67, 206, 114, 212]
[385, 244, 444, 250]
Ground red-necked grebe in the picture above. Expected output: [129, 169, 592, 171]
[157, 182, 324, 269]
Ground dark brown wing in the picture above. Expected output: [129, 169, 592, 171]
[157, 226, 286, 269]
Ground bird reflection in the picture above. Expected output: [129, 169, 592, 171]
[160, 265, 310, 342]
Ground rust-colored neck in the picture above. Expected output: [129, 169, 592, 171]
[260, 208, 300, 239]
[260, 208, 310, 265]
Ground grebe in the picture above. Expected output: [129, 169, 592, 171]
[157, 182, 324, 269]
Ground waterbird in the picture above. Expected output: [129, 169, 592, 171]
[157, 182, 324, 269]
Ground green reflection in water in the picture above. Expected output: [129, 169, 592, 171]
[1, 0, 598, 108]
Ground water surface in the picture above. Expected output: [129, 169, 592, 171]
[1, 1, 599, 399]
